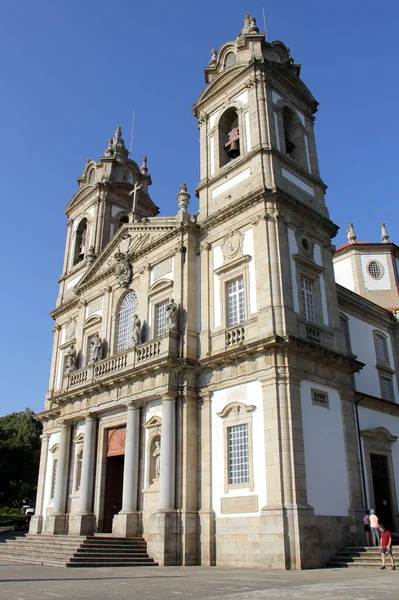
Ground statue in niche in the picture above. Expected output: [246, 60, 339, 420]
[153, 439, 161, 481]
[65, 345, 77, 373]
[88, 333, 102, 364]
[113, 250, 132, 288]
[166, 299, 178, 331]
[132, 314, 141, 346]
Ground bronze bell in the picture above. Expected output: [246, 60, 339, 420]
[227, 139, 240, 159]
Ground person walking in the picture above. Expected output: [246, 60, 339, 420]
[370, 509, 380, 547]
[379, 524, 396, 570]
[362, 509, 371, 546]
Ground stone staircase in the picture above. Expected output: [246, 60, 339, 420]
[0, 534, 158, 567]
[327, 546, 397, 569]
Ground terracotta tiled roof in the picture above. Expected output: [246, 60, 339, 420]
[334, 241, 396, 253]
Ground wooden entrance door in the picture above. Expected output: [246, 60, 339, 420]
[103, 454, 125, 533]
[370, 453, 394, 531]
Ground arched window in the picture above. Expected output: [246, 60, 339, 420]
[123, 167, 134, 183]
[117, 291, 137, 353]
[88, 169, 95, 184]
[374, 331, 389, 364]
[219, 108, 240, 168]
[73, 218, 88, 265]
[339, 313, 352, 354]
[282, 107, 306, 167]
[224, 52, 236, 68]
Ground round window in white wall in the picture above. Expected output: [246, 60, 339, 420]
[367, 260, 384, 279]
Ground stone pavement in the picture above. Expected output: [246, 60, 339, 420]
[0, 559, 397, 600]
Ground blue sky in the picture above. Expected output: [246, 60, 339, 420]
[0, 1, 398, 416]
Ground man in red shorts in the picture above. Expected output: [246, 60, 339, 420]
[379, 525, 396, 570]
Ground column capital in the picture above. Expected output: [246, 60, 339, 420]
[83, 412, 97, 422]
[162, 394, 176, 402]
[123, 400, 142, 410]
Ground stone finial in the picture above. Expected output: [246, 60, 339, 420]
[241, 14, 259, 35]
[347, 222, 357, 243]
[381, 222, 390, 244]
[104, 126, 128, 159]
[177, 183, 190, 213]
[209, 48, 217, 65]
[140, 156, 148, 175]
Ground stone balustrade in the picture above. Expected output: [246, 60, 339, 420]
[225, 325, 246, 348]
[65, 332, 178, 392]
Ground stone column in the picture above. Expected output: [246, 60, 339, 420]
[29, 433, 50, 535]
[198, 391, 216, 565]
[69, 415, 97, 535]
[147, 396, 178, 566]
[159, 397, 176, 510]
[113, 403, 141, 536]
[45, 422, 71, 534]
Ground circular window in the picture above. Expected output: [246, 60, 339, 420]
[302, 238, 310, 252]
[367, 260, 384, 279]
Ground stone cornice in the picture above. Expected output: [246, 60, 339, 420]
[198, 333, 362, 374]
[50, 298, 80, 320]
[355, 391, 399, 417]
[337, 284, 396, 329]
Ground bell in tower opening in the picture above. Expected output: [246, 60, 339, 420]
[225, 126, 240, 159]
[219, 107, 240, 167]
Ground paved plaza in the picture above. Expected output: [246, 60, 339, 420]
[0, 559, 397, 600]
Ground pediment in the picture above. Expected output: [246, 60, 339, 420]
[195, 63, 248, 106]
[74, 221, 179, 293]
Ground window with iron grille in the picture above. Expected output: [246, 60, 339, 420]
[301, 277, 316, 323]
[155, 301, 168, 336]
[228, 424, 249, 485]
[117, 291, 137, 353]
[340, 314, 352, 354]
[368, 260, 383, 279]
[50, 458, 58, 499]
[374, 333, 389, 364]
[311, 389, 329, 408]
[380, 376, 394, 401]
[227, 278, 245, 327]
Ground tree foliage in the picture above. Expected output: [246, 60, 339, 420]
[0, 408, 42, 508]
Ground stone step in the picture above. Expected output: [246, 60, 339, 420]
[0, 534, 158, 568]
[327, 544, 398, 569]
[74, 552, 150, 558]
[67, 561, 158, 568]
[70, 556, 155, 563]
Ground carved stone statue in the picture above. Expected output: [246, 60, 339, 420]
[153, 440, 161, 480]
[166, 299, 178, 331]
[242, 14, 251, 34]
[88, 334, 102, 364]
[242, 14, 259, 34]
[132, 314, 141, 346]
[113, 250, 132, 287]
[249, 15, 259, 33]
[209, 48, 217, 65]
[65, 345, 76, 374]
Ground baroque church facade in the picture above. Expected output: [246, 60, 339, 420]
[30, 15, 399, 569]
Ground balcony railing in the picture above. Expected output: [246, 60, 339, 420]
[64, 333, 178, 392]
[225, 325, 245, 348]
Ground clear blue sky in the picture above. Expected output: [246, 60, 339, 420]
[0, 1, 398, 416]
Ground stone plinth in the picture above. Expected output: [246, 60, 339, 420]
[146, 509, 180, 566]
[68, 514, 96, 535]
[112, 512, 141, 537]
[44, 514, 68, 535]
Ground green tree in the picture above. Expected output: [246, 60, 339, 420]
[0, 408, 42, 508]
